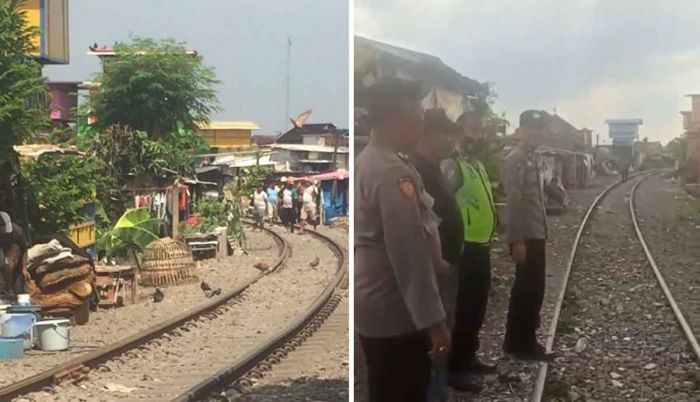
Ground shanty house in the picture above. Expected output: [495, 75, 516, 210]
[196, 121, 259, 150]
[276, 123, 348, 147]
[269, 144, 349, 173]
[354, 36, 488, 155]
[18, 0, 70, 64]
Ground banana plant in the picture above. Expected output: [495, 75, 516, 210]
[97, 207, 160, 260]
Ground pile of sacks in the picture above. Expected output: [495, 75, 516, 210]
[26, 239, 94, 317]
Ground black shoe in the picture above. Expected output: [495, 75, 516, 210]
[463, 358, 498, 375]
[504, 341, 555, 362]
[447, 373, 483, 394]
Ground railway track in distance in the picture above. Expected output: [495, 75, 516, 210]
[531, 171, 700, 401]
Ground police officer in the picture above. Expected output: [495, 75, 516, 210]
[441, 111, 498, 392]
[411, 108, 463, 401]
[502, 110, 553, 361]
[355, 78, 450, 402]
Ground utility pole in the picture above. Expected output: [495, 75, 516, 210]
[285, 36, 292, 131]
[331, 127, 340, 171]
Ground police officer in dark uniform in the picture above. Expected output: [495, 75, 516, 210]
[502, 110, 554, 361]
[411, 108, 464, 400]
[355, 78, 451, 402]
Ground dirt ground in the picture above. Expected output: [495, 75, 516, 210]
[0, 229, 275, 388]
[354, 174, 619, 402]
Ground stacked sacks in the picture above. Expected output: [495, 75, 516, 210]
[26, 240, 94, 317]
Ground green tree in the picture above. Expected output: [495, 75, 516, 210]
[0, 1, 49, 149]
[0, 1, 50, 226]
[91, 36, 221, 139]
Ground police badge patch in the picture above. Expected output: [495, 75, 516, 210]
[397, 177, 416, 199]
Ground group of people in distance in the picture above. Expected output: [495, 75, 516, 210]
[251, 178, 319, 234]
[355, 77, 553, 402]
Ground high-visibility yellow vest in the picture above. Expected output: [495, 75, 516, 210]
[455, 158, 497, 244]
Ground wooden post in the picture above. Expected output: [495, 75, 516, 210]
[217, 228, 227, 260]
[171, 182, 180, 240]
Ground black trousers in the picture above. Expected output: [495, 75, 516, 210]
[359, 332, 431, 402]
[280, 207, 295, 232]
[448, 242, 491, 373]
[505, 239, 546, 349]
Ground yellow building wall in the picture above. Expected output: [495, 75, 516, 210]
[202, 129, 252, 148]
[18, 0, 69, 64]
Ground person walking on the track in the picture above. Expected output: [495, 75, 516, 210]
[502, 110, 554, 361]
[411, 108, 463, 401]
[441, 110, 498, 393]
[355, 78, 450, 402]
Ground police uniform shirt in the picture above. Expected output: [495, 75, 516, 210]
[503, 143, 548, 243]
[355, 142, 446, 338]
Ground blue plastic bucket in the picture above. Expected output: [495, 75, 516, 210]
[0, 313, 36, 349]
[0, 338, 24, 359]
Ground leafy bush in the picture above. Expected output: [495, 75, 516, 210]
[21, 154, 97, 236]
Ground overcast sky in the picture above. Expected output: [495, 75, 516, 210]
[45, 0, 348, 135]
[356, 0, 700, 144]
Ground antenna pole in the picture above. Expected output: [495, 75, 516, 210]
[285, 36, 292, 130]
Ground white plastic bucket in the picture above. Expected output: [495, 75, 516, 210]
[34, 319, 70, 351]
[17, 294, 30, 306]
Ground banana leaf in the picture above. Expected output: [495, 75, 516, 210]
[97, 208, 160, 259]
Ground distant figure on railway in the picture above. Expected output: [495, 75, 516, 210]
[279, 181, 295, 233]
[410, 108, 463, 401]
[440, 110, 498, 393]
[355, 77, 450, 402]
[300, 180, 318, 234]
[266, 182, 279, 224]
[619, 157, 631, 183]
[251, 185, 268, 231]
[502, 110, 554, 361]
[0, 211, 28, 297]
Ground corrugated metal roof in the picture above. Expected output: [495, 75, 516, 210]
[270, 143, 349, 153]
[14, 144, 83, 158]
[197, 121, 260, 130]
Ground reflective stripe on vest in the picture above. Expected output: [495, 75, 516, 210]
[455, 159, 496, 244]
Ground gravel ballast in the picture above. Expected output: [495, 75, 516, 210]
[544, 175, 699, 401]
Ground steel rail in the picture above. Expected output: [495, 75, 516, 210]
[629, 172, 700, 360]
[530, 173, 648, 402]
[0, 225, 289, 402]
[171, 226, 347, 402]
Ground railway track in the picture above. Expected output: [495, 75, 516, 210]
[1, 224, 345, 402]
[531, 172, 700, 401]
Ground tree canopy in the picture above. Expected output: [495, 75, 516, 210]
[0, 1, 49, 149]
[90, 36, 221, 139]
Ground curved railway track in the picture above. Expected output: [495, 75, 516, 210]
[1, 224, 345, 402]
[531, 171, 700, 401]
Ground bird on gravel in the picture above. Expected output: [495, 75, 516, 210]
[309, 256, 320, 268]
[205, 288, 222, 298]
[253, 261, 270, 272]
[153, 288, 164, 303]
[200, 281, 213, 292]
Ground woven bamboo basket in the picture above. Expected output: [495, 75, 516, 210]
[139, 238, 198, 287]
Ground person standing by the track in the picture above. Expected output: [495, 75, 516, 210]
[410, 108, 463, 401]
[279, 181, 295, 233]
[266, 182, 279, 224]
[440, 110, 498, 392]
[502, 110, 554, 361]
[355, 77, 450, 402]
[0, 211, 28, 297]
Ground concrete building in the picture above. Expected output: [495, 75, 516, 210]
[606, 119, 643, 160]
[47, 81, 79, 125]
